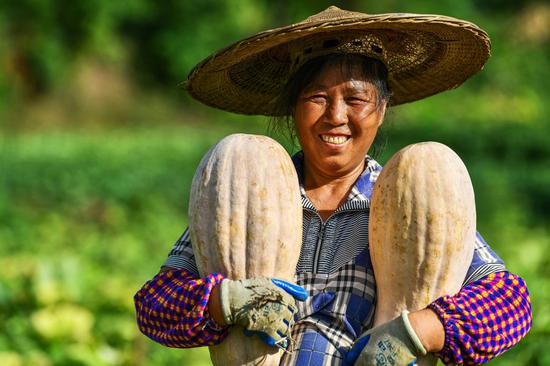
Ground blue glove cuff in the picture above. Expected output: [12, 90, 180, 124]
[272, 278, 308, 301]
[345, 334, 371, 365]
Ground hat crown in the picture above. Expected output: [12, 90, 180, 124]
[303, 6, 366, 24]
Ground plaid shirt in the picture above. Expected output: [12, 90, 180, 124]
[135, 153, 531, 365]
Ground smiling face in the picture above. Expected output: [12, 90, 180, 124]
[294, 61, 387, 179]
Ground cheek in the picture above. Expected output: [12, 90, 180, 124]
[293, 117, 309, 148]
[294, 106, 311, 127]
[364, 123, 381, 140]
[353, 121, 381, 151]
[356, 111, 384, 137]
[295, 124, 316, 151]
[295, 99, 326, 124]
[294, 106, 317, 138]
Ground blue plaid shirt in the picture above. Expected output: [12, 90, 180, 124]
[164, 152, 505, 366]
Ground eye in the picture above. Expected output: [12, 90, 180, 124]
[303, 93, 327, 104]
[346, 96, 370, 105]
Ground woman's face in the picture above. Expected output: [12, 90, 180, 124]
[294, 62, 387, 178]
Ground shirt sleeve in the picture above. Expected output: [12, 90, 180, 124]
[163, 227, 200, 275]
[463, 232, 506, 285]
[428, 271, 532, 365]
[134, 227, 229, 348]
[134, 268, 228, 347]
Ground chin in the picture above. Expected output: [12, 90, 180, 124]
[321, 158, 349, 173]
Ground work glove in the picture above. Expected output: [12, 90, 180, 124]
[220, 277, 308, 349]
[345, 311, 427, 366]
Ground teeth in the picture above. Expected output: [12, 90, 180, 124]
[321, 135, 348, 144]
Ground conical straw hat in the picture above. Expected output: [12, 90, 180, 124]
[184, 6, 491, 116]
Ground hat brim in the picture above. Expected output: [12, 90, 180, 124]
[184, 9, 491, 116]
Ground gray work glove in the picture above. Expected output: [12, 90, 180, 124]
[220, 277, 308, 348]
[345, 311, 427, 366]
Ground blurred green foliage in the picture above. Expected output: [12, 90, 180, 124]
[1, 1, 549, 365]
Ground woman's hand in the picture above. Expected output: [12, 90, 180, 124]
[345, 309, 443, 366]
[216, 277, 308, 348]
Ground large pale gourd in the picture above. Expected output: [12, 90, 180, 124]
[369, 142, 476, 366]
[189, 134, 302, 366]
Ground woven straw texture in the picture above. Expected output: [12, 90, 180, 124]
[184, 6, 491, 116]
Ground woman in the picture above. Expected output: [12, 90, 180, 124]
[134, 7, 532, 365]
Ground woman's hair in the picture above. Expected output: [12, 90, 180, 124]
[270, 53, 392, 146]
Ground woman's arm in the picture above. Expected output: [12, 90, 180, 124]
[421, 271, 532, 365]
[208, 283, 226, 325]
[134, 267, 229, 348]
[134, 227, 306, 349]
[410, 232, 532, 364]
[408, 308, 445, 353]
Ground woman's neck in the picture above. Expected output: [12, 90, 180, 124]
[303, 160, 365, 221]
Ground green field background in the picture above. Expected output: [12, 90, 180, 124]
[1, 1, 549, 365]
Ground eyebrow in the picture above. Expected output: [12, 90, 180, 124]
[301, 83, 327, 93]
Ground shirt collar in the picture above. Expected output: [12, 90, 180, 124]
[291, 151, 382, 211]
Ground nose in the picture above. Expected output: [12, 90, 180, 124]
[325, 98, 348, 125]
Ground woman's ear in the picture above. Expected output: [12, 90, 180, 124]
[376, 102, 388, 127]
